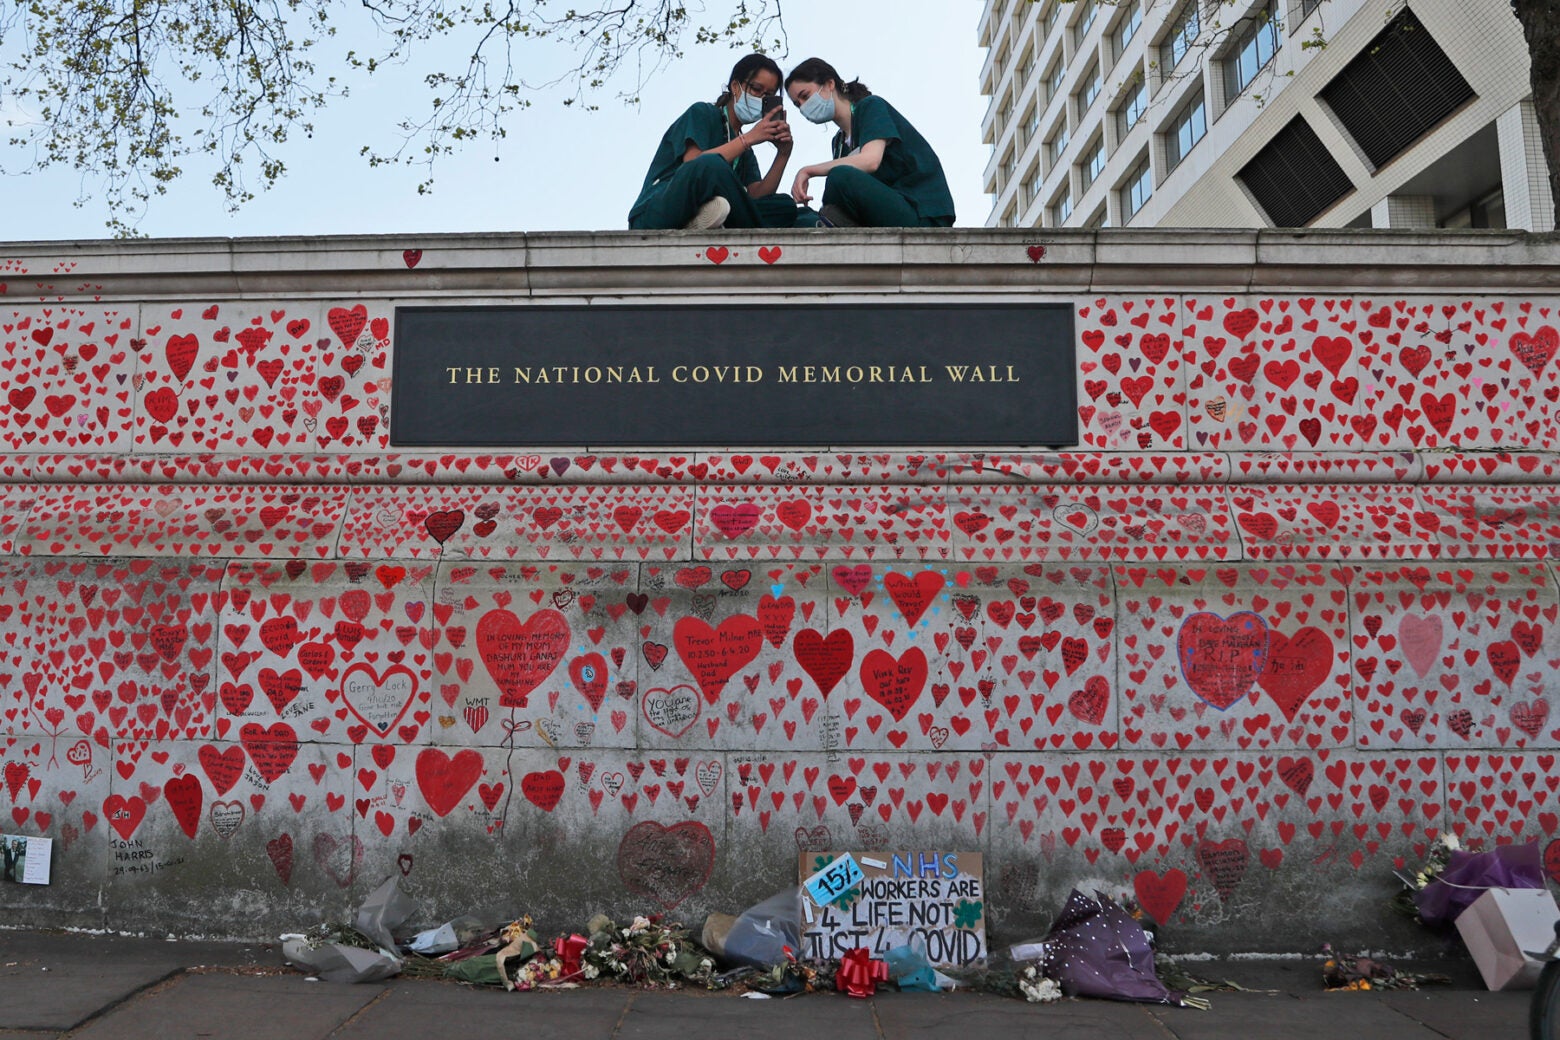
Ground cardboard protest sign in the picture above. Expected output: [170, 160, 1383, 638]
[798, 851, 985, 967]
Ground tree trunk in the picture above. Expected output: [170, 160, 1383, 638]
[1513, 0, 1560, 230]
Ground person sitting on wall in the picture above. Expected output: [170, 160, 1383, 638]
[628, 53, 817, 230]
[783, 57, 955, 229]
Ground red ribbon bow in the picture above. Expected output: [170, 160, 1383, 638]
[554, 934, 588, 977]
[836, 947, 889, 998]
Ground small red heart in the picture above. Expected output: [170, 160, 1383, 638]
[1026, 245, 1046, 263]
[705, 246, 729, 265]
[403, 249, 423, 269]
[758, 245, 782, 265]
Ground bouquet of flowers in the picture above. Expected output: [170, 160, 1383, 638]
[1389, 832, 1465, 918]
[581, 913, 718, 989]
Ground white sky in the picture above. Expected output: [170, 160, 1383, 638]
[2, 1, 993, 240]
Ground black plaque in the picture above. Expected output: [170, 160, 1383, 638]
[390, 303, 1076, 447]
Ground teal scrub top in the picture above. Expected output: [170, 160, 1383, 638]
[630, 102, 760, 220]
[833, 95, 956, 223]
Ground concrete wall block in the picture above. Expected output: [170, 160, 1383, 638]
[1183, 293, 1378, 452]
[1230, 484, 1441, 561]
[0, 487, 39, 555]
[1224, 452, 1421, 484]
[429, 560, 644, 751]
[17, 484, 347, 559]
[1075, 295, 1189, 452]
[216, 561, 438, 749]
[1115, 563, 1352, 752]
[133, 301, 392, 455]
[1350, 562, 1560, 751]
[0, 732, 114, 929]
[695, 485, 954, 562]
[0, 303, 140, 453]
[96, 738, 357, 935]
[1418, 485, 1560, 559]
[972, 452, 1232, 484]
[338, 485, 696, 562]
[952, 484, 1238, 562]
[0, 557, 225, 743]
[1421, 453, 1560, 485]
[984, 748, 1444, 951]
[1445, 750, 1558, 848]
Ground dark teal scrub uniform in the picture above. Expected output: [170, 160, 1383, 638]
[825, 95, 955, 227]
[628, 102, 808, 229]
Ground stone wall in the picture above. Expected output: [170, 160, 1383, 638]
[1, 229, 1558, 952]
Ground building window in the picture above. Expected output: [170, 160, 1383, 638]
[1043, 0, 1061, 37]
[1075, 0, 1098, 44]
[1026, 105, 1041, 147]
[1085, 206, 1109, 228]
[1223, 2, 1282, 102]
[1047, 122, 1071, 166]
[1045, 59, 1065, 103]
[1298, 0, 1322, 20]
[1024, 169, 1042, 207]
[1121, 154, 1152, 221]
[1116, 78, 1147, 139]
[1318, 7, 1474, 171]
[1237, 116, 1353, 226]
[1080, 137, 1106, 191]
[1112, 3, 1143, 58]
[1078, 61, 1102, 111]
[1161, 1, 1201, 70]
[1164, 89, 1206, 170]
[1051, 188, 1074, 225]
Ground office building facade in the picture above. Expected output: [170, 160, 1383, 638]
[977, 0, 1554, 229]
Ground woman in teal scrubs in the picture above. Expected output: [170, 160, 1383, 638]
[783, 58, 955, 228]
[629, 54, 811, 230]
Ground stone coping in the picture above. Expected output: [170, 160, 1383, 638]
[4, 229, 1559, 301]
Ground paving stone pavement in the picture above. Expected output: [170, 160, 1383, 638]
[0, 930, 1531, 1039]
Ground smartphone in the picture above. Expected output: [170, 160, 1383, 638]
[762, 95, 785, 121]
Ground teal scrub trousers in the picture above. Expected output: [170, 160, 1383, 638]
[630, 153, 810, 229]
[821, 165, 953, 228]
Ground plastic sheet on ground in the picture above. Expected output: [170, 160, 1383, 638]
[702, 889, 800, 969]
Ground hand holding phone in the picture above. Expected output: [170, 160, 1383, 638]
[762, 95, 785, 121]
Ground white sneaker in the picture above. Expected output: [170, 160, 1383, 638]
[684, 197, 730, 230]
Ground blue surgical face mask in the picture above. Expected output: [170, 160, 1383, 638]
[800, 88, 836, 124]
[732, 91, 764, 124]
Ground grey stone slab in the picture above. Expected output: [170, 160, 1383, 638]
[1145, 991, 1443, 1040]
[618, 990, 880, 1040]
[875, 991, 1169, 1038]
[333, 980, 630, 1040]
[1377, 989, 1529, 1040]
[68, 973, 383, 1040]
[0, 932, 267, 1031]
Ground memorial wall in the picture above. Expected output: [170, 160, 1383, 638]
[0, 229, 1557, 952]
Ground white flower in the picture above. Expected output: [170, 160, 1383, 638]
[583, 963, 600, 980]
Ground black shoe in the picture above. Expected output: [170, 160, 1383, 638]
[818, 204, 859, 228]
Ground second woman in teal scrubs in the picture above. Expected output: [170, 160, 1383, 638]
[784, 58, 955, 228]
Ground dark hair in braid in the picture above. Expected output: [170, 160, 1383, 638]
[714, 53, 784, 108]
[784, 57, 872, 101]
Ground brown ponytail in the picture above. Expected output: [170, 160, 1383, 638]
[785, 57, 873, 100]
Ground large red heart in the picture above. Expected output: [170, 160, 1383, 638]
[673, 615, 763, 703]
[239, 721, 299, 783]
[616, 821, 715, 910]
[1257, 626, 1332, 721]
[568, 653, 609, 713]
[415, 748, 483, 817]
[1196, 838, 1249, 900]
[476, 608, 570, 708]
[521, 770, 565, 812]
[165, 774, 203, 839]
[860, 646, 927, 722]
[793, 628, 853, 697]
[1133, 868, 1187, 925]
[884, 571, 944, 627]
[1177, 612, 1269, 710]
